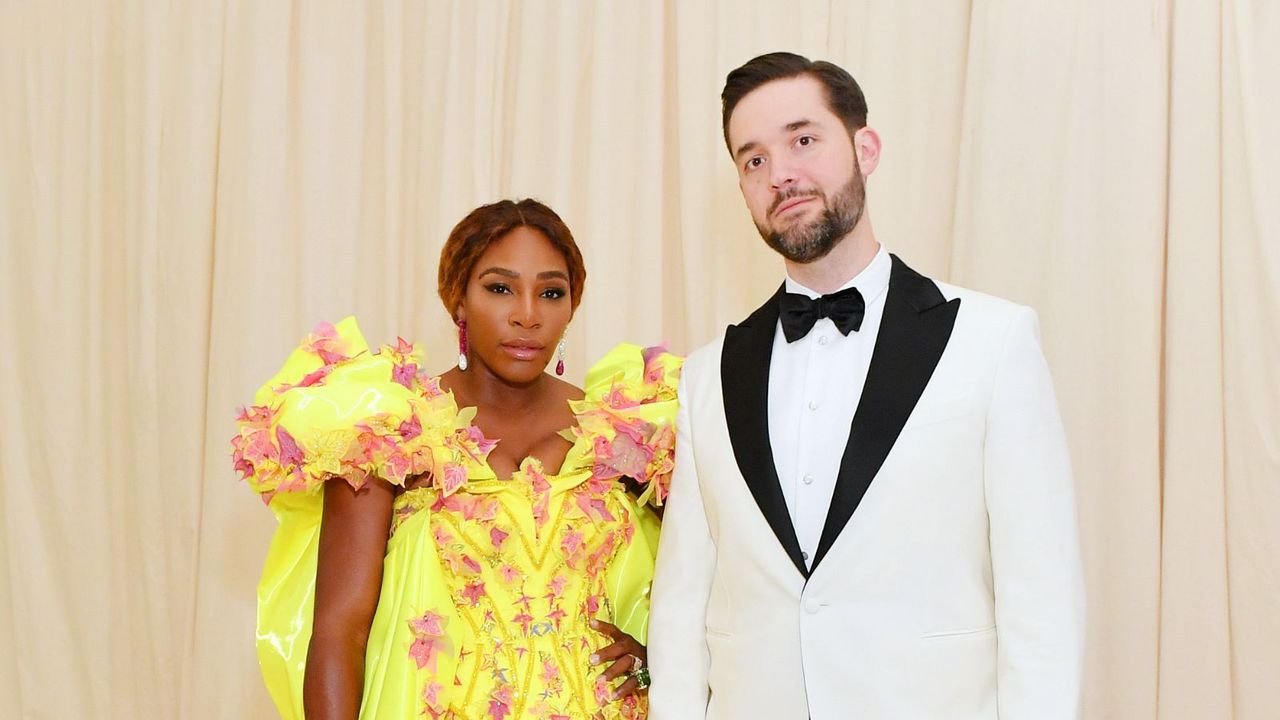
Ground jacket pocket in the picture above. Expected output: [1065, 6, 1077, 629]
[920, 623, 996, 640]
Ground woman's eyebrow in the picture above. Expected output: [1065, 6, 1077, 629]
[477, 266, 518, 279]
[477, 267, 568, 281]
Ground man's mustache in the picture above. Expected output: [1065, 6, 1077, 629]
[769, 188, 822, 217]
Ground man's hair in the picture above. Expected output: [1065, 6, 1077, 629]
[721, 52, 869, 154]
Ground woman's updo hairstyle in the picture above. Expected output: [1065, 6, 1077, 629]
[437, 199, 586, 323]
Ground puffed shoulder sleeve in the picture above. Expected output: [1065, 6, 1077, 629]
[566, 343, 684, 507]
[231, 316, 469, 504]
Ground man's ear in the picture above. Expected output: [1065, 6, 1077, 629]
[853, 126, 882, 176]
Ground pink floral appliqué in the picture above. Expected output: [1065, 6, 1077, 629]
[302, 321, 351, 365]
[526, 463, 552, 531]
[574, 489, 617, 524]
[407, 610, 452, 673]
[497, 564, 521, 585]
[421, 680, 447, 718]
[397, 413, 422, 442]
[459, 580, 486, 606]
[436, 462, 468, 497]
[386, 337, 420, 389]
[487, 685, 513, 720]
[560, 530, 586, 569]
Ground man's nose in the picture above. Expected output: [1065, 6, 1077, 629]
[769, 157, 798, 191]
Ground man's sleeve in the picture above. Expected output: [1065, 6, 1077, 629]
[647, 372, 716, 719]
[985, 307, 1086, 718]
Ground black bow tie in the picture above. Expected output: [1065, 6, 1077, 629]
[779, 286, 866, 343]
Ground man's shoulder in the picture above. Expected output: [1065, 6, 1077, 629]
[884, 253, 1034, 331]
[682, 332, 728, 382]
[930, 277, 1036, 328]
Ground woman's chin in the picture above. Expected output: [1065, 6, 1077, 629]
[478, 356, 552, 386]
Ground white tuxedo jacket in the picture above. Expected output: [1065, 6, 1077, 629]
[648, 256, 1084, 720]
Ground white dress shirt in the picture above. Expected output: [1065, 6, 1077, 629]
[767, 244, 891, 568]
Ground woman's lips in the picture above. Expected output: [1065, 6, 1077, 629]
[500, 342, 544, 361]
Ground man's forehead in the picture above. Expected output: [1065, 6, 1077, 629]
[728, 76, 835, 143]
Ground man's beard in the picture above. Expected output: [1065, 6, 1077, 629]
[757, 171, 865, 264]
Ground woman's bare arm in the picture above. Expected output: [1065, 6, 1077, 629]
[303, 478, 395, 719]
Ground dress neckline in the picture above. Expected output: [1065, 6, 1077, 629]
[434, 378, 590, 482]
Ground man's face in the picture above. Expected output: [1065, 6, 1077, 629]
[727, 75, 865, 263]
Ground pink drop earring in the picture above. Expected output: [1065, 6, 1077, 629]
[555, 337, 566, 376]
[457, 320, 469, 371]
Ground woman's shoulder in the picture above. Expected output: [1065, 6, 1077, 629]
[232, 317, 487, 504]
[577, 342, 683, 414]
[563, 342, 684, 505]
[583, 342, 682, 393]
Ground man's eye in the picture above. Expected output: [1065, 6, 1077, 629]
[797, 135, 814, 147]
[746, 157, 764, 171]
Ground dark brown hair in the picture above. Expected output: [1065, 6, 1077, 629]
[721, 52, 869, 153]
[437, 199, 586, 322]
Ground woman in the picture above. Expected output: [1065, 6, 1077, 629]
[233, 199, 681, 719]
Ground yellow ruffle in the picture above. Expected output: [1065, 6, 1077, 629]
[232, 317, 491, 505]
[565, 343, 684, 506]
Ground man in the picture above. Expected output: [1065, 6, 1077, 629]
[647, 52, 1084, 719]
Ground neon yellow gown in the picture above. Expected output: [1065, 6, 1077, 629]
[232, 318, 682, 720]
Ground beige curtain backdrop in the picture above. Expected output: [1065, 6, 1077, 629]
[1, 1, 1275, 718]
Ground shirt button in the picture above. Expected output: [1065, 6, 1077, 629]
[807, 400, 819, 411]
[802, 551, 810, 562]
[817, 335, 829, 346]
[803, 474, 814, 485]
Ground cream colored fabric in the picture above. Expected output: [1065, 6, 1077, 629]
[1, 1, 1275, 718]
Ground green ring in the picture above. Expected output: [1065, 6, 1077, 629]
[631, 666, 651, 690]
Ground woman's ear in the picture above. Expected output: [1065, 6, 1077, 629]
[453, 303, 466, 325]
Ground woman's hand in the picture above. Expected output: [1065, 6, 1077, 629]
[589, 619, 649, 700]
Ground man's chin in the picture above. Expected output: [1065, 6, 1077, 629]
[760, 219, 811, 245]
[768, 233, 837, 264]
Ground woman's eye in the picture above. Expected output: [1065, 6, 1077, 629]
[485, 283, 512, 294]
[541, 287, 567, 299]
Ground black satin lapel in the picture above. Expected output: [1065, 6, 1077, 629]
[809, 256, 961, 573]
[722, 285, 809, 577]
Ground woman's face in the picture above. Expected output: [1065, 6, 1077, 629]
[456, 225, 574, 384]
